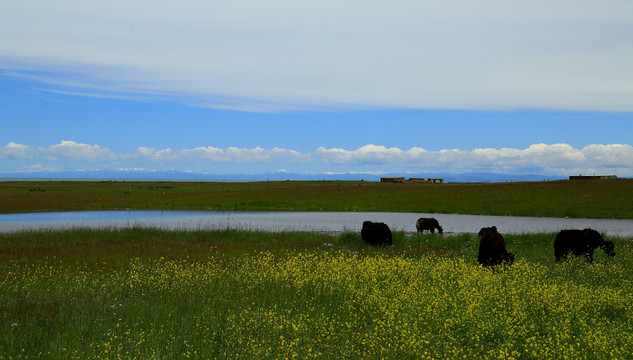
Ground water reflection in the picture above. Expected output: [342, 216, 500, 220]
[1, 210, 632, 237]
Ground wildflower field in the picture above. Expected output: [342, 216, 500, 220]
[1, 228, 632, 359]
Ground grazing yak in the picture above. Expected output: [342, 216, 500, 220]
[416, 217, 443, 235]
[478, 226, 499, 238]
[554, 229, 615, 262]
[361, 221, 393, 246]
[477, 226, 514, 267]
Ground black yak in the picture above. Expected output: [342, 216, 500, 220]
[416, 217, 443, 235]
[361, 221, 393, 246]
[554, 229, 615, 262]
[477, 226, 514, 267]
[478, 226, 499, 238]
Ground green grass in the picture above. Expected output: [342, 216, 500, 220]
[1, 228, 631, 359]
[2, 179, 632, 358]
[2, 179, 633, 218]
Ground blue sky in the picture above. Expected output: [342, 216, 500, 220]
[2, 1, 633, 178]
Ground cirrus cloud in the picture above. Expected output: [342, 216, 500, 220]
[2, 1, 633, 112]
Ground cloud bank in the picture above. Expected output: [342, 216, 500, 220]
[2, 1, 633, 111]
[2, 141, 632, 177]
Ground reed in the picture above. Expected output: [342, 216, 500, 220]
[1, 228, 631, 359]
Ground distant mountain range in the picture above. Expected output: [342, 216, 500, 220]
[0, 170, 566, 183]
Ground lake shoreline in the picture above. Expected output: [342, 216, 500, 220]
[2, 210, 633, 237]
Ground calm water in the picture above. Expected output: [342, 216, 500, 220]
[1, 210, 633, 237]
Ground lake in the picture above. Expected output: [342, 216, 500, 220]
[1, 210, 633, 237]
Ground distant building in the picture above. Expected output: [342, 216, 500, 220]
[569, 175, 617, 180]
[407, 178, 428, 183]
[380, 177, 406, 183]
[380, 177, 444, 184]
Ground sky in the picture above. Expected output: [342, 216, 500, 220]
[1, 1, 633, 179]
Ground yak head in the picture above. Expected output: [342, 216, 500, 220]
[477, 226, 497, 237]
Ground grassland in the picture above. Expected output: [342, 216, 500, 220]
[2, 178, 633, 218]
[1, 228, 631, 359]
[2, 179, 632, 358]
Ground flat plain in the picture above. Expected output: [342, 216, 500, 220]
[1, 179, 633, 218]
[1, 179, 632, 359]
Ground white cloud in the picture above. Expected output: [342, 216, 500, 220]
[314, 143, 633, 176]
[132, 147, 177, 164]
[1, 141, 118, 163]
[3, 141, 633, 176]
[0, 142, 34, 159]
[582, 144, 633, 165]
[130, 146, 308, 164]
[1, 1, 633, 111]
[45, 141, 119, 162]
[316, 145, 407, 165]
[27, 164, 61, 172]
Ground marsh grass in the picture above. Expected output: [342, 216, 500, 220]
[1, 228, 631, 359]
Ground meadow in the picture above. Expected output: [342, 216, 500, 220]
[1, 228, 631, 359]
[2, 179, 633, 218]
